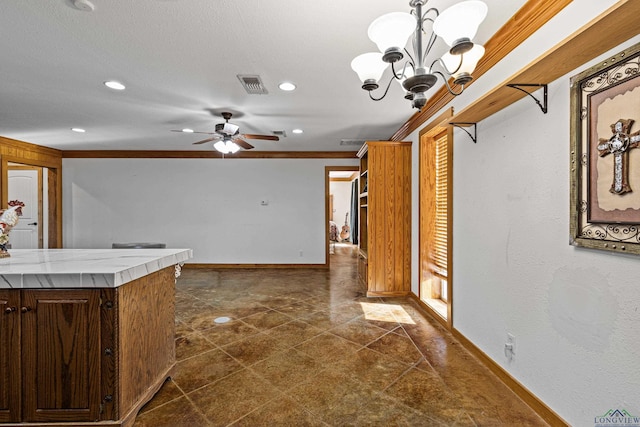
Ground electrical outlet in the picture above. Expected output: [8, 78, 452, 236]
[299, 250, 303, 257]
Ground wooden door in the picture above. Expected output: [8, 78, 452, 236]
[8, 167, 41, 249]
[21, 290, 101, 422]
[0, 290, 20, 422]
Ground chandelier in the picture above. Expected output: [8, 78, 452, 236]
[351, 0, 487, 110]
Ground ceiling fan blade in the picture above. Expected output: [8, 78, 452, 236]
[171, 130, 216, 135]
[192, 137, 219, 145]
[242, 134, 279, 141]
[233, 138, 254, 150]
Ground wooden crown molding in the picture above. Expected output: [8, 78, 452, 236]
[0, 136, 62, 160]
[62, 150, 359, 159]
[390, 0, 572, 141]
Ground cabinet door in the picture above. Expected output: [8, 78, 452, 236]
[0, 290, 20, 422]
[22, 289, 101, 422]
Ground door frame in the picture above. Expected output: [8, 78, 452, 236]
[0, 154, 62, 248]
[325, 166, 359, 268]
[7, 165, 43, 248]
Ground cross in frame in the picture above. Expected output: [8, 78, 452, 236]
[597, 119, 640, 195]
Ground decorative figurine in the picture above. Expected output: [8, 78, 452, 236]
[0, 200, 25, 258]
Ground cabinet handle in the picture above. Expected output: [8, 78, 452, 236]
[4, 306, 16, 314]
[21, 306, 32, 313]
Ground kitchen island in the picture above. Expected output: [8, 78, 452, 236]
[0, 248, 192, 426]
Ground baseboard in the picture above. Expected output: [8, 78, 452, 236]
[406, 293, 567, 426]
[366, 290, 410, 297]
[184, 263, 328, 269]
[451, 328, 569, 427]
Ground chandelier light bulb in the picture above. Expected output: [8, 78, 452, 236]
[351, 52, 389, 90]
[226, 140, 240, 154]
[367, 12, 415, 62]
[433, 1, 487, 54]
[213, 140, 229, 154]
[441, 44, 485, 85]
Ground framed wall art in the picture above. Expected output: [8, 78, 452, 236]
[570, 41, 640, 254]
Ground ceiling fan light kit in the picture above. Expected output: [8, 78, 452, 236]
[174, 111, 279, 154]
[351, 0, 488, 110]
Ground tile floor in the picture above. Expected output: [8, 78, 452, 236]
[133, 244, 547, 426]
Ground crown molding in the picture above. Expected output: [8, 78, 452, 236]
[62, 150, 358, 159]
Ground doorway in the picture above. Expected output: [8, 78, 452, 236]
[324, 166, 359, 268]
[1, 154, 61, 249]
[7, 164, 44, 248]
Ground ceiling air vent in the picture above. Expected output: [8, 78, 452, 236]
[237, 75, 268, 95]
[340, 139, 365, 146]
[272, 130, 287, 138]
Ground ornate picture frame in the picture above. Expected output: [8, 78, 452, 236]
[570, 41, 640, 254]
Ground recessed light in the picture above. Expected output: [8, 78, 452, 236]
[278, 82, 296, 91]
[71, 128, 86, 133]
[182, 128, 194, 133]
[292, 129, 303, 134]
[72, 0, 95, 12]
[104, 81, 126, 90]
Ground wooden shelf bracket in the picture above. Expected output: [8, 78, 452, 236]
[450, 122, 477, 144]
[506, 84, 548, 114]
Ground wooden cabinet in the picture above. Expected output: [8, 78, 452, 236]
[0, 290, 20, 423]
[357, 141, 411, 297]
[0, 266, 176, 426]
[22, 290, 102, 423]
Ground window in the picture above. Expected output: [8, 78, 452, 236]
[419, 115, 453, 328]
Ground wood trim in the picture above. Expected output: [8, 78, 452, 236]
[391, 0, 572, 141]
[0, 136, 62, 161]
[62, 150, 358, 159]
[450, 0, 640, 125]
[366, 290, 410, 298]
[329, 177, 353, 182]
[418, 108, 454, 139]
[418, 107, 454, 329]
[100, 288, 118, 421]
[5, 166, 43, 247]
[451, 328, 569, 426]
[184, 263, 329, 269]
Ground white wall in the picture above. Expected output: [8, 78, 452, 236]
[330, 179, 353, 231]
[407, 1, 640, 423]
[63, 158, 357, 264]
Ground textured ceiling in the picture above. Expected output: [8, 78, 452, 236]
[0, 0, 526, 152]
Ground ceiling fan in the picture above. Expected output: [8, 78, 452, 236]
[173, 112, 279, 153]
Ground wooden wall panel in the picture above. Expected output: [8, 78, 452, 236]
[364, 141, 411, 296]
[117, 267, 175, 415]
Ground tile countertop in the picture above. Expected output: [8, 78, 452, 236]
[0, 248, 193, 289]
